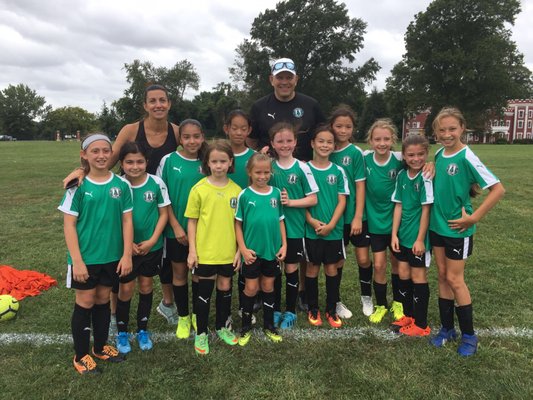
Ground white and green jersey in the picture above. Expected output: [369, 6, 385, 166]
[392, 169, 433, 248]
[305, 162, 349, 241]
[58, 173, 133, 265]
[270, 159, 319, 239]
[430, 146, 500, 238]
[235, 186, 284, 260]
[364, 150, 403, 234]
[157, 151, 204, 238]
[330, 143, 366, 223]
[229, 147, 254, 189]
[130, 174, 171, 251]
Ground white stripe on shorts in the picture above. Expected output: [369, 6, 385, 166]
[424, 250, 431, 268]
[462, 237, 470, 260]
[66, 264, 72, 289]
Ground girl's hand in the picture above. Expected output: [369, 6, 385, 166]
[259, 146, 270, 155]
[72, 261, 89, 283]
[137, 240, 154, 256]
[391, 235, 400, 253]
[242, 248, 257, 265]
[233, 251, 242, 271]
[173, 226, 189, 246]
[276, 245, 287, 262]
[187, 252, 198, 270]
[309, 217, 325, 231]
[117, 256, 132, 277]
[316, 223, 332, 236]
[448, 207, 476, 232]
[412, 240, 425, 256]
[280, 188, 291, 206]
[132, 243, 141, 256]
[422, 161, 435, 179]
[62, 168, 85, 189]
[350, 216, 362, 236]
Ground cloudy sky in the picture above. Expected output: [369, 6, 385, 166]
[1, 0, 531, 113]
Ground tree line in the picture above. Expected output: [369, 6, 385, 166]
[0, 0, 531, 141]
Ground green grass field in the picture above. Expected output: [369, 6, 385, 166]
[0, 142, 532, 399]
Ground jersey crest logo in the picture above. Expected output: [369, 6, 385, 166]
[388, 169, 398, 180]
[143, 191, 156, 202]
[447, 163, 459, 176]
[341, 156, 352, 166]
[287, 173, 298, 184]
[230, 197, 238, 209]
[109, 187, 122, 198]
[293, 107, 304, 118]
[270, 198, 278, 208]
[326, 174, 337, 185]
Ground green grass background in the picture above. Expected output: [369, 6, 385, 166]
[0, 142, 532, 399]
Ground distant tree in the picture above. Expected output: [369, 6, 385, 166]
[97, 102, 122, 138]
[230, 0, 379, 113]
[358, 88, 389, 141]
[40, 106, 98, 140]
[0, 84, 50, 140]
[386, 0, 533, 132]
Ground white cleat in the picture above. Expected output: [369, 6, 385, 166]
[361, 296, 374, 317]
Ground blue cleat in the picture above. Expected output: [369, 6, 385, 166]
[137, 330, 153, 351]
[116, 331, 131, 354]
[457, 333, 478, 357]
[430, 327, 457, 348]
[280, 311, 297, 330]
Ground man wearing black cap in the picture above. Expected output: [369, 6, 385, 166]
[247, 58, 325, 162]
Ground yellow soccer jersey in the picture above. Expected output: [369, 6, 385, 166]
[185, 177, 241, 264]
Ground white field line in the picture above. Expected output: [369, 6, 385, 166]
[1, 326, 533, 346]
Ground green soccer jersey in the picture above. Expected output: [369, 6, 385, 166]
[270, 159, 319, 239]
[185, 177, 241, 264]
[430, 146, 500, 238]
[235, 186, 285, 261]
[330, 143, 366, 223]
[392, 169, 433, 248]
[130, 174, 171, 251]
[364, 150, 403, 234]
[58, 173, 133, 265]
[305, 162, 349, 241]
[157, 151, 204, 238]
[229, 147, 255, 189]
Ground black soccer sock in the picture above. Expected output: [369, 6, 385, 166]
[238, 270, 245, 310]
[359, 263, 373, 297]
[438, 297, 455, 330]
[137, 292, 153, 332]
[325, 274, 338, 315]
[274, 274, 282, 312]
[305, 276, 319, 311]
[391, 273, 401, 302]
[72, 303, 92, 361]
[115, 298, 131, 333]
[413, 283, 429, 329]
[191, 280, 199, 315]
[298, 289, 307, 305]
[196, 279, 215, 335]
[92, 302, 111, 353]
[285, 271, 299, 313]
[173, 283, 189, 317]
[215, 288, 232, 330]
[456, 304, 474, 336]
[398, 278, 413, 317]
[262, 290, 275, 329]
[241, 292, 255, 331]
[336, 267, 343, 302]
[373, 281, 387, 307]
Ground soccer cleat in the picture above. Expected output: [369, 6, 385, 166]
[108, 314, 117, 338]
[273, 311, 283, 328]
[336, 302, 353, 319]
[238, 308, 256, 325]
[217, 327, 238, 346]
[390, 316, 414, 333]
[307, 309, 322, 326]
[369, 305, 388, 323]
[457, 333, 478, 357]
[400, 323, 431, 337]
[194, 332, 209, 355]
[92, 345, 125, 362]
[238, 329, 252, 347]
[157, 300, 178, 325]
[325, 311, 342, 328]
[297, 296, 309, 312]
[176, 315, 192, 339]
[361, 296, 374, 317]
[280, 311, 297, 330]
[191, 313, 197, 333]
[390, 301, 405, 321]
[136, 330, 153, 351]
[73, 354, 100, 375]
[115, 331, 131, 354]
[430, 327, 458, 348]
[264, 327, 283, 343]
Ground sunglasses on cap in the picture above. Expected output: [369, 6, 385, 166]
[272, 61, 296, 72]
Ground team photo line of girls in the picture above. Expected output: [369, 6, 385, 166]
[59, 83, 504, 375]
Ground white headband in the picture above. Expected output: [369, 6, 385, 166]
[82, 134, 111, 150]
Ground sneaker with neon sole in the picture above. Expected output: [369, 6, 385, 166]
[217, 327, 238, 346]
[136, 330, 153, 351]
[157, 300, 178, 325]
[307, 309, 322, 326]
[73, 354, 101, 375]
[361, 296, 374, 317]
[430, 327, 457, 348]
[264, 327, 282, 343]
[369, 305, 388, 323]
[194, 332, 209, 355]
[457, 333, 478, 357]
[390, 315, 414, 333]
[92, 345, 125, 362]
[390, 301, 405, 321]
[280, 312, 297, 330]
[115, 331, 131, 354]
[336, 302, 353, 319]
[176, 315, 192, 339]
[325, 311, 342, 328]
[400, 323, 431, 337]
[238, 329, 252, 346]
